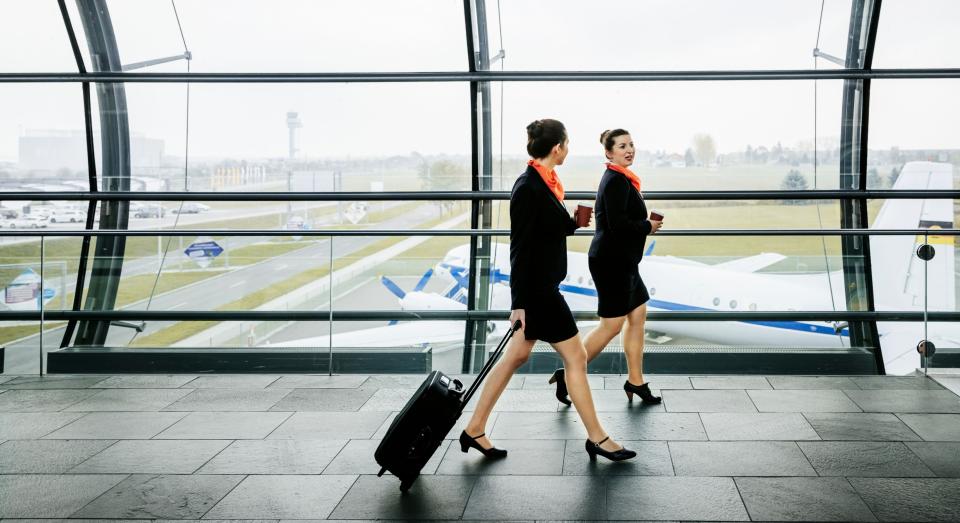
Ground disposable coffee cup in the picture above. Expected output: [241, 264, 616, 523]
[649, 209, 664, 221]
[576, 202, 593, 227]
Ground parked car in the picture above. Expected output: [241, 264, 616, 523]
[133, 204, 165, 218]
[4, 215, 47, 228]
[48, 208, 86, 223]
[171, 202, 211, 214]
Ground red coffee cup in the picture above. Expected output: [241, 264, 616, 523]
[649, 210, 664, 221]
[575, 202, 593, 227]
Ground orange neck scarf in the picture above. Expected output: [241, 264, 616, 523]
[528, 159, 565, 202]
[606, 162, 641, 193]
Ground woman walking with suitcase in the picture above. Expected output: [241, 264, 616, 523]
[460, 119, 636, 462]
[549, 129, 664, 406]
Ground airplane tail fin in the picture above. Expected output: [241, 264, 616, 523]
[870, 161, 955, 311]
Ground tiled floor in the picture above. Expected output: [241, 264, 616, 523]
[0, 372, 959, 521]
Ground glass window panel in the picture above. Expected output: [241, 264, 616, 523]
[0, 1, 77, 72]
[872, 0, 960, 69]
[487, 0, 852, 71]
[106, 0, 466, 72]
[491, 80, 843, 192]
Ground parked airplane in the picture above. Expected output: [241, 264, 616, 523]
[275, 161, 957, 375]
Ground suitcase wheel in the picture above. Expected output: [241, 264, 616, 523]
[399, 477, 416, 492]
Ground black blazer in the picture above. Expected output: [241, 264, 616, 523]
[588, 167, 652, 265]
[510, 165, 578, 309]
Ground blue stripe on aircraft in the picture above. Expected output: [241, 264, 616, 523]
[439, 263, 849, 337]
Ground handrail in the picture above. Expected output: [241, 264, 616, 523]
[1, 228, 957, 237]
[1, 190, 957, 201]
[1, 310, 957, 322]
[3, 68, 960, 83]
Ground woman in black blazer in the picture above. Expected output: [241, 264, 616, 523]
[550, 129, 664, 406]
[461, 119, 635, 462]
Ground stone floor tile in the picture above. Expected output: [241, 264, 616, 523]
[358, 388, 419, 411]
[604, 374, 692, 390]
[662, 390, 758, 413]
[437, 439, 564, 475]
[198, 439, 347, 474]
[330, 474, 476, 520]
[461, 389, 563, 413]
[804, 412, 922, 441]
[267, 411, 390, 439]
[850, 477, 960, 522]
[181, 375, 281, 388]
[269, 387, 376, 412]
[598, 412, 709, 441]
[905, 442, 960, 477]
[735, 477, 877, 522]
[484, 412, 584, 440]
[361, 375, 435, 388]
[562, 440, 673, 476]
[747, 389, 862, 413]
[204, 475, 356, 520]
[691, 376, 771, 390]
[0, 389, 99, 412]
[851, 376, 945, 390]
[269, 374, 369, 388]
[0, 412, 84, 439]
[0, 474, 126, 518]
[154, 411, 292, 439]
[64, 388, 192, 411]
[670, 441, 815, 477]
[521, 374, 603, 390]
[43, 412, 187, 439]
[898, 414, 960, 441]
[463, 475, 607, 520]
[163, 388, 292, 411]
[798, 441, 935, 477]
[323, 438, 448, 475]
[71, 474, 244, 520]
[71, 439, 231, 474]
[0, 376, 108, 389]
[700, 413, 820, 441]
[766, 376, 860, 390]
[0, 439, 114, 473]
[587, 389, 667, 412]
[844, 390, 960, 413]
[95, 375, 198, 388]
[607, 476, 749, 521]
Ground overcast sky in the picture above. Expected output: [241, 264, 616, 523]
[1, 0, 958, 162]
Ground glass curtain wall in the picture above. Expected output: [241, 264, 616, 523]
[0, 0, 957, 376]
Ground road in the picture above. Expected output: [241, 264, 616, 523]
[2, 203, 450, 374]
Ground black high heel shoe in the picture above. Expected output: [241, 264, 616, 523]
[548, 368, 572, 406]
[624, 380, 662, 404]
[459, 431, 507, 459]
[585, 436, 637, 462]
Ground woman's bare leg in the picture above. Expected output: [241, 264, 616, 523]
[623, 303, 648, 385]
[582, 316, 626, 362]
[552, 334, 623, 452]
[464, 335, 535, 449]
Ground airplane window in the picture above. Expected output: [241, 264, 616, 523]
[649, 287, 656, 296]
[578, 276, 584, 284]
[588, 279, 593, 286]
[712, 297, 720, 306]
[749, 303, 758, 311]
[729, 300, 738, 309]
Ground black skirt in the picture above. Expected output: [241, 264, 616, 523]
[588, 256, 650, 318]
[522, 288, 580, 343]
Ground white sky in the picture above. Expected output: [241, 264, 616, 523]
[0, 0, 958, 162]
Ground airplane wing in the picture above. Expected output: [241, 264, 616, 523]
[713, 253, 786, 273]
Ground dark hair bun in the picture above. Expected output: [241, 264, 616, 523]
[600, 129, 611, 145]
[526, 119, 567, 158]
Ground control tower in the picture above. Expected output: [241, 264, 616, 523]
[286, 111, 302, 159]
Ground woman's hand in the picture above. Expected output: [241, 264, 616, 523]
[509, 309, 526, 331]
[649, 219, 663, 234]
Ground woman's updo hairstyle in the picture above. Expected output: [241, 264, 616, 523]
[600, 128, 631, 155]
[526, 119, 567, 159]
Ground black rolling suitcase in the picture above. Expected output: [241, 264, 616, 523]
[375, 320, 521, 491]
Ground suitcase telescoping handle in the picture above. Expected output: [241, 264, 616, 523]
[460, 320, 522, 410]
